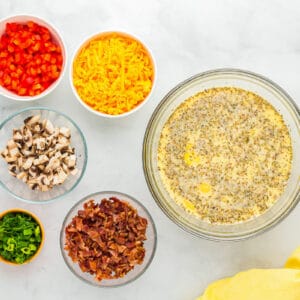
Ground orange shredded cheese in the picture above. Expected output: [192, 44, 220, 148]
[72, 32, 154, 115]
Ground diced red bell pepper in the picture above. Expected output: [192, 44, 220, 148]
[0, 21, 63, 96]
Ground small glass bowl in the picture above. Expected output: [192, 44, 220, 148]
[0, 107, 88, 203]
[143, 68, 300, 241]
[69, 31, 156, 118]
[0, 208, 45, 265]
[60, 191, 157, 287]
[0, 15, 67, 101]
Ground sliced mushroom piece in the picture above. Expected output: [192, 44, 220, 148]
[45, 149, 56, 158]
[7, 140, 20, 157]
[27, 177, 39, 184]
[50, 137, 58, 148]
[15, 142, 23, 149]
[53, 128, 60, 138]
[24, 115, 41, 126]
[46, 171, 54, 182]
[9, 147, 20, 157]
[45, 135, 53, 145]
[37, 164, 45, 171]
[17, 157, 24, 168]
[28, 183, 39, 190]
[59, 127, 71, 138]
[62, 163, 70, 174]
[21, 147, 34, 157]
[40, 185, 49, 192]
[32, 123, 43, 133]
[16, 171, 27, 181]
[43, 119, 54, 134]
[33, 154, 49, 166]
[22, 126, 33, 148]
[42, 177, 50, 186]
[23, 157, 34, 170]
[45, 157, 61, 172]
[55, 143, 66, 151]
[9, 171, 17, 177]
[8, 164, 18, 172]
[5, 155, 18, 163]
[38, 174, 51, 186]
[33, 137, 46, 150]
[61, 146, 74, 155]
[58, 135, 70, 145]
[54, 151, 62, 159]
[13, 130, 23, 142]
[52, 169, 68, 185]
[65, 154, 76, 168]
[28, 167, 39, 179]
[8, 164, 18, 177]
[7, 139, 16, 149]
[60, 152, 68, 159]
[0, 148, 8, 158]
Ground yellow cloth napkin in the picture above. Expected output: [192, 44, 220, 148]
[197, 247, 300, 300]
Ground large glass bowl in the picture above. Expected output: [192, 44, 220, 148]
[60, 191, 157, 287]
[0, 107, 87, 203]
[143, 68, 300, 241]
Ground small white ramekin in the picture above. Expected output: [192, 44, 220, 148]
[69, 31, 156, 119]
[0, 14, 67, 101]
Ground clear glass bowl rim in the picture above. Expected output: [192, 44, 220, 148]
[143, 68, 300, 241]
[59, 190, 157, 287]
[0, 106, 88, 204]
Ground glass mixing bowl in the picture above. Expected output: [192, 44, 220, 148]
[0, 107, 87, 203]
[143, 68, 300, 241]
[60, 191, 157, 287]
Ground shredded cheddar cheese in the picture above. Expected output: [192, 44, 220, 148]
[72, 32, 154, 115]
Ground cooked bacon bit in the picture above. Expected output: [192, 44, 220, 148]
[64, 197, 148, 281]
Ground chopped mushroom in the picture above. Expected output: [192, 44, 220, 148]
[22, 126, 33, 148]
[33, 155, 49, 166]
[24, 115, 41, 125]
[22, 157, 34, 170]
[0, 115, 78, 192]
[13, 130, 23, 142]
[59, 127, 71, 138]
[33, 137, 46, 150]
[65, 155, 76, 168]
[43, 119, 54, 134]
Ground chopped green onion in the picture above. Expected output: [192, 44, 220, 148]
[23, 229, 32, 236]
[0, 212, 42, 264]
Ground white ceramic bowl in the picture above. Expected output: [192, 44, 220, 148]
[0, 14, 67, 101]
[70, 31, 156, 119]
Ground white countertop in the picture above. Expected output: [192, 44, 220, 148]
[0, 1, 300, 299]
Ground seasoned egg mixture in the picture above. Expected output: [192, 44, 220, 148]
[158, 87, 292, 224]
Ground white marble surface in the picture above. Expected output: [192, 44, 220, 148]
[0, 0, 300, 299]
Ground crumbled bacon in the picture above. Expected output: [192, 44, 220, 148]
[64, 197, 148, 281]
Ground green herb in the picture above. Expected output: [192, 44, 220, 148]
[0, 212, 42, 264]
